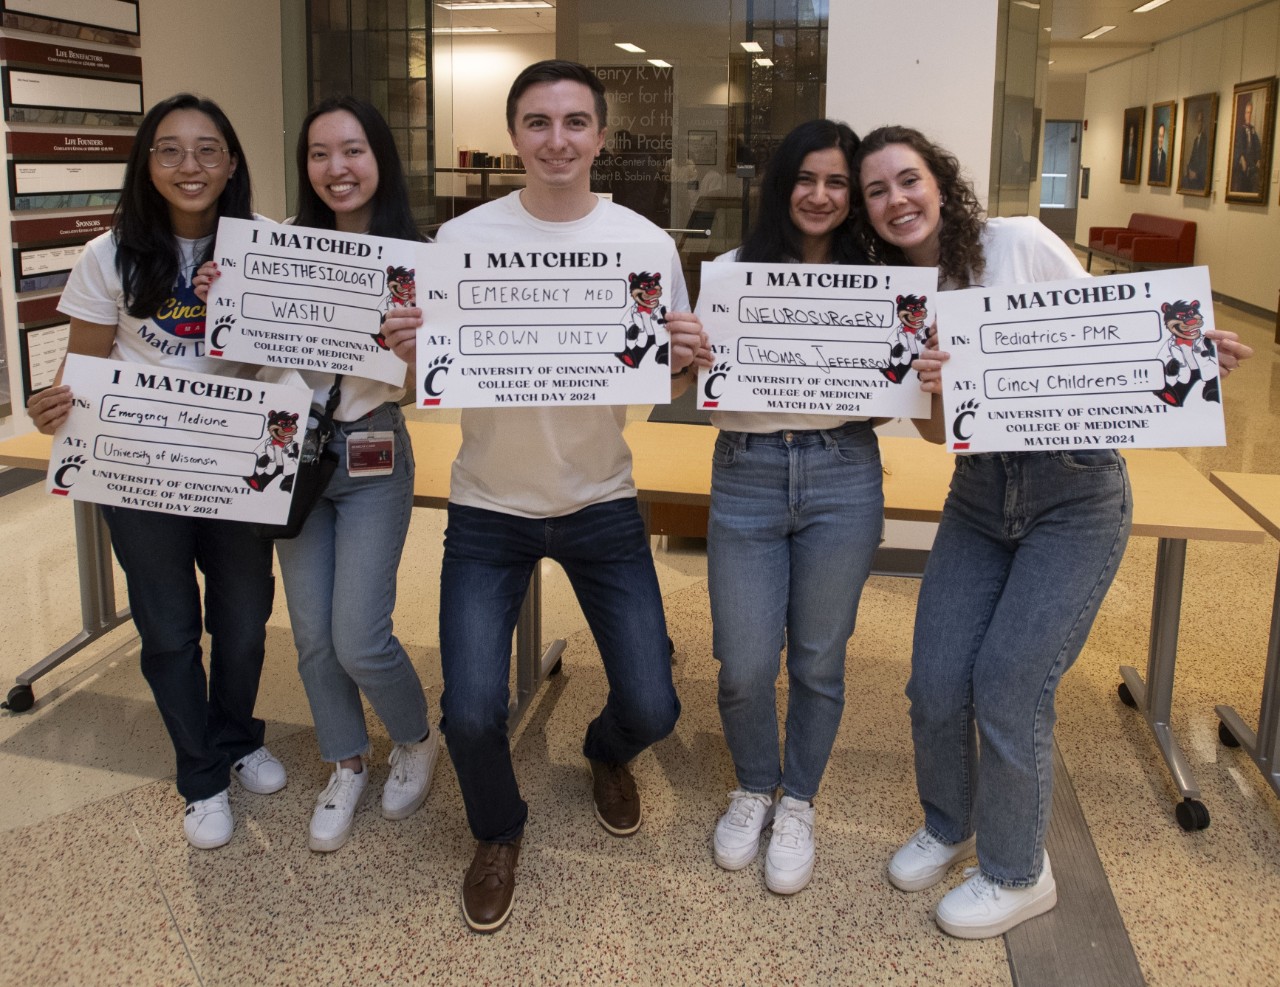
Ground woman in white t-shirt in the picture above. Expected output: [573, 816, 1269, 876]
[267, 97, 435, 853]
[27, 93, 284, 850]
[853, 125, 1251, 938]
[708, 120, 884, 895]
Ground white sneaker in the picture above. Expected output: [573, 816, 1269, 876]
[764, 795, 815, 894]
[888, 827, 977, 892]
[184, 789, 234, 849]
[382, 729, 440, 820]
[308, 763, 369, 852]
[713, 790, 775, 870]
[233, 746, 287, 795]
[935, 853, 1058, 939]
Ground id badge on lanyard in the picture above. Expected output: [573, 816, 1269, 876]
[347, 430, 394, 477]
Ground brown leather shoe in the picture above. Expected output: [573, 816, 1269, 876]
[588, 759, 642, 836]
[461, 838, 520, 933]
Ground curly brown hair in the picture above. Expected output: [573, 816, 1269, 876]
[851, 126, 986, 286]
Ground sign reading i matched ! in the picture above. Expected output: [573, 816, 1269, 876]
[206, 217, 425, 386]
[937, 266, 1225, 453]
[415, 242, 677, 407]
[48, 354, 312, 524]
[693, 261, 936, 419]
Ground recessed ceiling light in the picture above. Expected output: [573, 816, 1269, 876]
[615, 42, 645, 53]
[1013, 1, 1040, 8]
[432, 25, 500, 32]
[436, 1, 552, 9]
[754, 58, 774, 67]
[648, 59, 672, 68]
[1082, 25, 1116, 39]
[740, 41, 763, 52]
[1132, 0, 1172, 11]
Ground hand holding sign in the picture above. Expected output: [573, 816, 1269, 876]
[415, 242, 678, 407]
[693, 260, 937, 418]
[206, 217, 435, 385]
[48, 354, 312, 523]
[937, 267, 1226, 452]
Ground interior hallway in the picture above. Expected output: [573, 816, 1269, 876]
[0, 303, 1277, 986]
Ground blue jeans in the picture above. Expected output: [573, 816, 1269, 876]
[708, 422, 883, 801]
[907, 450, 1132, 886]
[275, 403, 428, 762]
[439, 498, 680, 843]
[101, 505, 275, 802]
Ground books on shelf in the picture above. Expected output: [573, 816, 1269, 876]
[457, 150, 523, 169]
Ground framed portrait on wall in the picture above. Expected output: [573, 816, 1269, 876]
[1147, 100, 1176, 187]
[1120, 106, 1144, 184]
[1177, 92, 1218, 196]
[1225, 77, 1276, 203]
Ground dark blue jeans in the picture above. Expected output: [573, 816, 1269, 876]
[102, 505, 275, 802]
[439, 498, 680, 843]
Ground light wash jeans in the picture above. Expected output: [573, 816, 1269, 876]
[101, 505, 275, 802]
[275, 403, 428, 762]
[907, 449, 1132, 886]
[708, 421, 884, 801]
[439, 498, 680, 843]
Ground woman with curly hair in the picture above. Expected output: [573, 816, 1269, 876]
[852, 125, 1250, 938]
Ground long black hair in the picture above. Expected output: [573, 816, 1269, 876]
[739, 119, 865, 265]
[115, 93, 252, 318]
[294, 95, 421, 241]
[851, 125, 986, 286]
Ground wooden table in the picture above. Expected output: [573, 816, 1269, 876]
[624, 421, 1265, 830]
[3, 423, 1266, 831]
[0, 425, 561, 727]
[1209, 471, 1280, 800]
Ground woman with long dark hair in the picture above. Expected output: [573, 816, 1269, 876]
[27, 93, 284, 849]
[275, 96, 435, 853]
[853, 125, 1251, 937]
[708, 119, 883, 895]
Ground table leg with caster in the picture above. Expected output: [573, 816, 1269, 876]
[1214, 556, 1280, 799]
[4, 503, 131, 713]
[1117, 537, 1210, 830]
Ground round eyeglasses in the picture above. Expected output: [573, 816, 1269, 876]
[149, 143, 228, 168]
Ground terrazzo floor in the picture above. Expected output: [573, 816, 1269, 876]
[1, 303, 1278, 986]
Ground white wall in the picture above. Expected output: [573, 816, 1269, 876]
[1047, 78, 1086, 121]
[1078, 1, 1280, 311]
[432, 34, 556, 170]
[828, 0, 1000, 208]
[141, 0, 286, 219]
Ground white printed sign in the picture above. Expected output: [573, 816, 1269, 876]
[693, 261, 936, 418]
[415, 242, 677, 407]
[48, 354, 312, 523]
[13, 162, 126, 195]
[937, 266, 1225, 452]
[206, 217, 426, 386]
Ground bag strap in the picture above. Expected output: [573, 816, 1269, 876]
[314, 375, 343, 444]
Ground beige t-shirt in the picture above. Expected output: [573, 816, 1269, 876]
[436, 193, 688, 518]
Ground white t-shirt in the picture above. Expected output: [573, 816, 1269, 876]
[58, 230, 248, 376]
[708, 247, 868, 434]
[436, 192, 688, 518]
[971, 216, 1085, 288]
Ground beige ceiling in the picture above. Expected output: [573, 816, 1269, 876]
[431, 0, 1262, 82]
[1047, 0, 1263, 80]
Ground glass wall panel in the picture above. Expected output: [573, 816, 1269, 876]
[306, 0, 436, 229]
